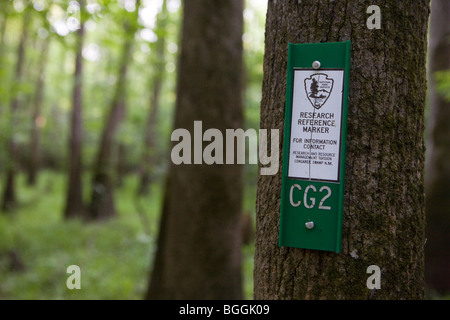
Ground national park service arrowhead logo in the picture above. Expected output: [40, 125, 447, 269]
[304, 73, 334, 109]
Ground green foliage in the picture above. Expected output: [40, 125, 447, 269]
[0, 0, 264, 170]
[0, 0, 264, 300]
[0, 171, 159, 299]
[242, 238, 255, 299]
[243, 0, 266, 131]
[0, 171, 256, 299]
[435, 70, 450, 101]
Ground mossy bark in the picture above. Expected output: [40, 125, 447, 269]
[254, 0, 429, 299]
[146, 0, 244, 299]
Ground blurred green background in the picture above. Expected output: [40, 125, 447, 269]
[0, 0, 265, 299]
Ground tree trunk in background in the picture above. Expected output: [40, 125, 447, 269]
[0, 14, 7, 175]
[0, 14, 7, 116]
[1, 9, 29, 212]
[116, 143, 126, 188]
[88, 41, 131, 220]
[64, 1, 86, 219]
[27, 39, 49, 186]
[88, 2, 140, 220]
[146, 0, 244, 299]
[137, 0, 168, 196]
[425, 0, 450, 296]
[254, 1, 429, 299]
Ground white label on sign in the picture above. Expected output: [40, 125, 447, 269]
[288, 69, 344, 182]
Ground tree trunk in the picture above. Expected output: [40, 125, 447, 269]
[146, 0, 244, 299]
[88, 2, 140, 220]
[64, 1, 86, 219]
[254, 1, 429, 299]
[0, 13, 8, 176]
[116, 143, 126, 188]
[27, 39, 49, 186]
[425, 0, 450, 296]
[1, 9, 29, 212]
[0, 13, 7, 116]
[137, 0, 168, 196]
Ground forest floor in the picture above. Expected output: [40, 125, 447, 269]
[0, 170, 255, 299]
[4, 171, 445, 300]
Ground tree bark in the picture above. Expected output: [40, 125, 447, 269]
[424, 0, 450, 296]
[64, 1, 86, 219]
[254, 1, 429, 299]
[137, 0, 168, 196]
[1, 8, 29, 212]
[146, 0, 244, 299]
[88, 2, 140, 220]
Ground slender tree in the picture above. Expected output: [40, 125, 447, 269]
[254, 1, 429, 299]
[146, 0, 244, 299]
[64, 0, 86, 219]
[0, 10, 8, 116]
[27, 38, 50, 186]
[1, 7, 30, 212]
[88, 0, 141, 220]
[425, 0, 450, 296]
[137, 0, 168, 195]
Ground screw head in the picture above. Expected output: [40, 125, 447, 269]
[312, 61, 321, 69]
[305, 221, 315, 230]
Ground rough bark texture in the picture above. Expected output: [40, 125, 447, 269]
[1, 9, 29, 212]
[424, 0, 450, 295]
[146, 0, 244, 299]
[64, 2, 86, 219]
[254, 0, 429, 299]
[88, 2, 139, 220]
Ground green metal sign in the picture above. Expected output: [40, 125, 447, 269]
[279, 41, 351, 253]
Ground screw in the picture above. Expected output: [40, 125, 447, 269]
[305, 221, 315, 229]
[312, 61, 321, 69]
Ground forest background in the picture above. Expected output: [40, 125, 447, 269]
[0, 0, 264, 299]
[0, 0, 448, 300]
